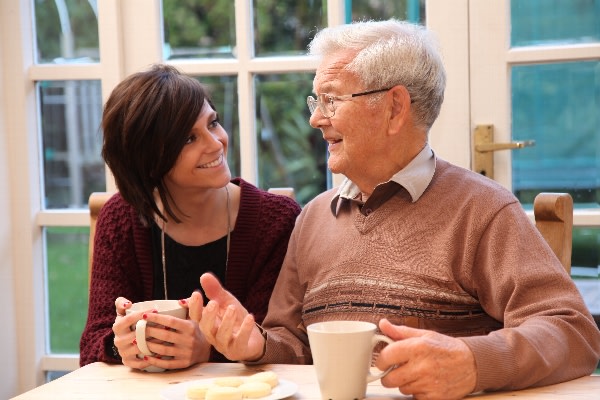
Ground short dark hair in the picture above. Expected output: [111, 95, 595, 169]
[101, 64, 213, 224]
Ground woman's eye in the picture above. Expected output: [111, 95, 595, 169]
[184, 135, 195, 144]
[208, 118, 220, 129]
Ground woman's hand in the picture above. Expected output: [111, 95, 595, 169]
[112, 297, 149, 370]
[138, 311, 211, 370]
[111, 296, 211, 371]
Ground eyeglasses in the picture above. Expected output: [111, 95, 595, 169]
[307, 88, 392, 118]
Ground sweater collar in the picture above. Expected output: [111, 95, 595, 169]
[330, 144, 436, 216]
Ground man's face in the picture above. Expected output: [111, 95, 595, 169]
[309, 51, 390, 184]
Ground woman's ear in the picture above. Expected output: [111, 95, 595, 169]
[388, 85, 412, 135]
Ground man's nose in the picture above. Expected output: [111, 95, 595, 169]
[308, 108, 330, 128]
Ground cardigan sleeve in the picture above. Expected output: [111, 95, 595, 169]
[79, 194, 149, 366]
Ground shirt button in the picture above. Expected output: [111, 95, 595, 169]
[364, 208, 373, 215]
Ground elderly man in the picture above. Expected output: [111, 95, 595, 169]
[189, 19, 600, 399]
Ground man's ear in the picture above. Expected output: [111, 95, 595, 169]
[388, 85, 411, 135]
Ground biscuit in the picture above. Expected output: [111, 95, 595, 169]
[185, 381, 215, 400]
[247, 371, 279, 388]
[238, 381, 272, 398]
[213, 376, 245, 388]
[205, 386, 243, 400]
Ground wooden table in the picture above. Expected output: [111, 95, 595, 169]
[10, 362, 600, 399]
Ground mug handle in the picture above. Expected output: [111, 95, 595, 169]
[366, 334, 395, 383]
[135, 319, 153, 356]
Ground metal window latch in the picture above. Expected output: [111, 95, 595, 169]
[472, 124, 535, 179]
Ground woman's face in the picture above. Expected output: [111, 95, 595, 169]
[164, 100, 232, 193]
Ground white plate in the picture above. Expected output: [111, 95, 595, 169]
[160, 377, 298, 400]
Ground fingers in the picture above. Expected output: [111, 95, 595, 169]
[115, 297, 132, 317]
[211, 312, 262, 361]
[379, 318, 425, 340]
[199, 301, 220, 344]
[188, 291, 204, 322]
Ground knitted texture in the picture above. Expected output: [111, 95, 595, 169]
[79, 178, 300, 366]
[257, 159, 600, 393]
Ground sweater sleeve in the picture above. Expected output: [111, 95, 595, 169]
[461, 202, 600, 392]
[254, 202, 314, 365]
[79, 194, 148, 366]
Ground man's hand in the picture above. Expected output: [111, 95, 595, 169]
[375, 319, 477, 400]
[190, 273, 266, 361]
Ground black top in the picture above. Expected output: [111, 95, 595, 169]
[150, 221, 227, 301]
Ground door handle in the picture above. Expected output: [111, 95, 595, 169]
[473, 124, 535, 179]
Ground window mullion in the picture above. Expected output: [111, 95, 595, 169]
[235, 0, 258, 184]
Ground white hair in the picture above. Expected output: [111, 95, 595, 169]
[308, 19, 446, 131]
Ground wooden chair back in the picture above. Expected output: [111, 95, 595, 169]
[267, 187, 295, 199]
[533, 192, 573, 274]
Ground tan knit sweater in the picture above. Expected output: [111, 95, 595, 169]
[259, 159, 600, 393]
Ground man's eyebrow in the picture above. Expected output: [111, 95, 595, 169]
[314, 84, 335, 94]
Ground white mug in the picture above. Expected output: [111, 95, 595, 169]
[307, 320, 395, 400]
[125, 299, 187, 372]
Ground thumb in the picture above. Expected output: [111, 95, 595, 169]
[379, 318, 425, 341]
[200, 272, 235, 303]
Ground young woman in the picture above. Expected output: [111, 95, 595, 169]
[79, 64, 301, 372]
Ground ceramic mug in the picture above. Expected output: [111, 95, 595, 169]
[307, 320, 395, 400]
[125, 299, 187, 372]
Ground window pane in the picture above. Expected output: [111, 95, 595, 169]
[163, 0, 235, 59]
[38, 80, 105, 209]
[193, 76, 240, 177]
[255, 73, 327, 205]
[46, 227, 89, 354]
[34, 0, 99, 63]
[253, 0, 327, 56]
[511, 0, 600, 47]
[511, 61, 599, 207]
[511, 61, 600, 278]
[351, 0, 425, 23]
[573, 227, 600, 279]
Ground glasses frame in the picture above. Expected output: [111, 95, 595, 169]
[307, 87, 392, 118]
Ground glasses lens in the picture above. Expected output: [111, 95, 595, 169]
[307, 96, 317, 114]
[318, 94, 334, 118]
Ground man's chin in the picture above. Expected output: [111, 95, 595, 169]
[327, 162, 344, 176]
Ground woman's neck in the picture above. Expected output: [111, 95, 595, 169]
[155, 184, 234, 246]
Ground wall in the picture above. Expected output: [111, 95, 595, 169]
[0, 1, 19, 396]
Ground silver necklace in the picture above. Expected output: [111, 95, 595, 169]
[160, 186, 231, 299]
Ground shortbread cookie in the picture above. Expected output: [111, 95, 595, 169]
[186, 381, 215, 400]
[247, 371, 279, 388]
[238, 381, 272, 398]
[205, 386, 243, 400]
[213, 376, 245, 388]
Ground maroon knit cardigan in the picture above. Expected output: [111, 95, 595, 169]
[79, 178, 301, 366]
